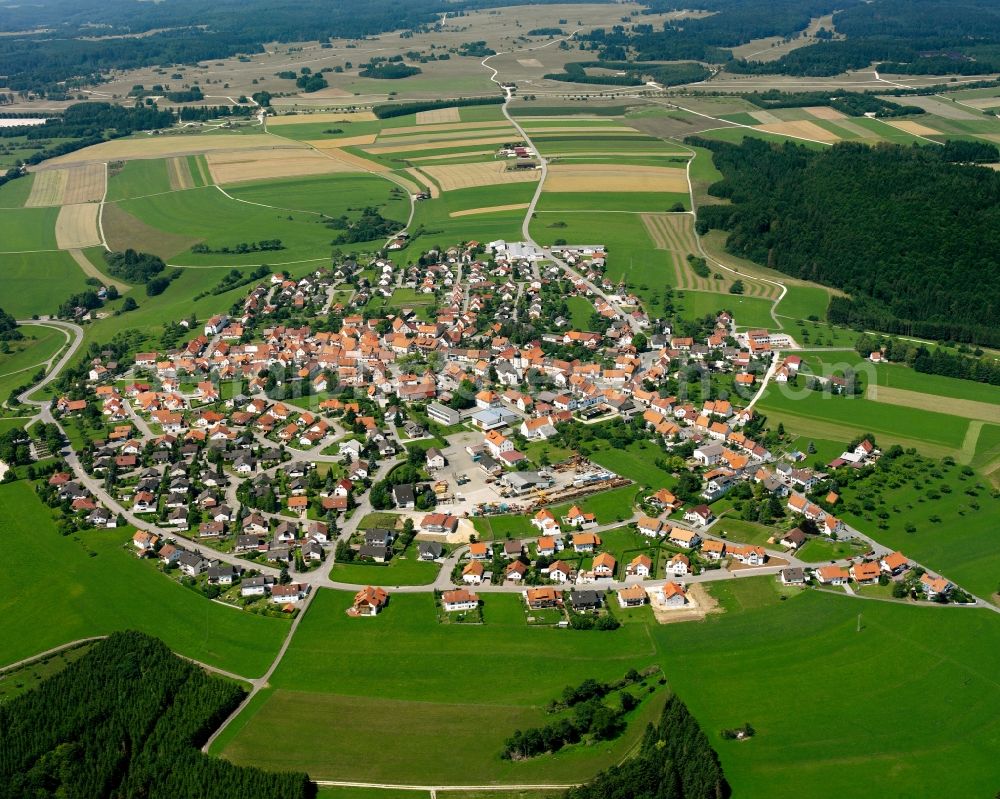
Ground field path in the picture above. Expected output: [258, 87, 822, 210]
[67, 248, 130, 293]
[960, 420, 985, 466]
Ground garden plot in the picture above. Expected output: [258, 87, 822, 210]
[420, 160, 539, 191]
[54, 203, 102, 249]
[544, 163, 687, 193]
[205, 147, 361, 184]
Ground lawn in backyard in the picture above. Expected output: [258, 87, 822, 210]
[0, 481, 288, 675]
[712, 516, 783, 547]
[328, 554, 439, 586]
[588, 439, 676, 489]
[548, 484, 638, 524]
[796, 537, 868, 563]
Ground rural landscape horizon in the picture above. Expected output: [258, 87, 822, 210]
[0, 0, 998, 797]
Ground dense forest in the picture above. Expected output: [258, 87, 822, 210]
[691, 137, 1000, 346]
[103, 249, 167, 283]
[564, 694, 730, 799]
[545, 60, 710, 87]
[727, 0, 1000, 76]
[0, 631, 313, 799]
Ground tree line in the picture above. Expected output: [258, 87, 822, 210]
[854, 333, 1000, 386]
[564, 693, 730, 799]
[0, 631, 314, 799]
[373, 96, 503, 119]
[690, 136, 1000, 347]
[743, 90, 924, 118]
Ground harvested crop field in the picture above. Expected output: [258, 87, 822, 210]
[372, 127, 512, 147]
[420, 160, 539, 191]
[361, 135, 518, 155]
[749, 110, 781, 124]
[267, 111, 376, 125]
[804, 106, 847, 120]
[755, 120, 841, 142]
[404, 167, 440, 198]
[884, 120, 941, 136]
[866, 384, 1000, 424]
[520, 126, 642, 134]
[415, 107, 460, 124]
[63, 164, 106, 204]
[545, 163, 687, 193]
[25, 169, 67, 207]
[205, 148, 360, 184]
[166, 156, 194, 190]
[517, 58, 543, 68]
[54, 203, 101, 249]
[381, 120, 513, 137]
[102, 202, 200, 258]
[449, 202, 530, 217]
[305, 134, 378, 148]
[47, 134, 304, 166]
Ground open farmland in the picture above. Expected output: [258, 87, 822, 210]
[866, 384, 1000, 425]
[0, 206, 60, 251]
[419, 160, 539, 191]
[205, 147, 362, 184]
[0, 482, 288, 676]
[544, 163, 688, 193]
[266, 111, 377, 127]
[416, 107, 461, 124]
[215, 589, 663, 784]
[24, 168, 68, 207]
[46, 133, 307, 166]
[106, 159, 173, 200]
[0, 251, 90, 316]
[54, 203, 102, 249]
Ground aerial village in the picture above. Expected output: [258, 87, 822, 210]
[43, 240, 963, 624]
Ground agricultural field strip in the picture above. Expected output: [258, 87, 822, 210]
[866, 384, 1000, 424]
[266, 112, 378, 126]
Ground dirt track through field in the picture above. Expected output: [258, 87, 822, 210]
[449, 202, 530, 217]
[25, 169, 67, 207]
[415, 107, 461, 125]
[404, 167, 441, 198]
[420, 160, 539, 191]
[67, 248, 130, 292]
[55, 203, 102, 249]
[866, 384, 1000, 424]
[167, 156, 195, 190]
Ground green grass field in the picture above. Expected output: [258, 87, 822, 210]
[712, 517, 780, 547]
[0, 481, 288, 675]
[0, 206, 60, 251]
[548, 485, 637, 524]
[0, 173, 35, 208]
[774, 284, 832, 322]
[757, 385, 971, 453]
[677, 290, 776, 330]
[328, 554, 439, 586]
[0, 323, 67, 401]
[106, 159, 172, 201]
[114, 181, 402, 265]
[588, 440, 677, 489]
[0, 251, 91, 318]
[215, 589, 664, 784]
[796, 537, 868, 562]
[216, 579, 1000, 798]
[227, 173, 410, 221]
